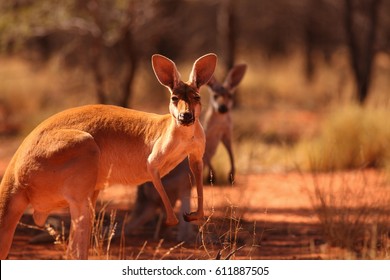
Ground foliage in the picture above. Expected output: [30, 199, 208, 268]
[1, 0, 390, 105]
[0, 0, 169, 105]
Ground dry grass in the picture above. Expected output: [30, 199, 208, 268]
[89, 203, 118, 259]
[3, 50, 390, 260]
[296, 105, 390, 172]
[195, 204, 254, 260]
[0, 56, 96, 134]
[308, 170, 390, 259]
[41, 186, 259, 260]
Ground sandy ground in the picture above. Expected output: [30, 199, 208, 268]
[3, 164, 389, 259]
[1, 107, 389, 260]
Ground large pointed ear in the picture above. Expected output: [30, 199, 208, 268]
[189, 53, 217, 89]
[151, 54, 181, 91]
[223, 64, 247, 91]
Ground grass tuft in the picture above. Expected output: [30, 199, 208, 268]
[297, 104, 390, 172]
[89, 203, 118, 259]
[309, 170, 390, 259]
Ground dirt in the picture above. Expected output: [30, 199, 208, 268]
[3, 166, 389, 260]
[1, 110, 388, 260]
[0, 106, 390, 259]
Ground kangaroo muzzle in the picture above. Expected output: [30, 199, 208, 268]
[218, 104, 228, 114]
[178, 112, 194, 126]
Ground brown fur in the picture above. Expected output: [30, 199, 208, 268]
[203, 64, 247, 183]
[0, 53, 217, 259]
[127, 64, 247, 240]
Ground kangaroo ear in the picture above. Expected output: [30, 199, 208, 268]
[206, 75, 220, 90]
[152, 54, 181, 91]
[189, 53, 217, 89]
[223, 64, 247, 91]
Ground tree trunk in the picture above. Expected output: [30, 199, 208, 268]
[117, 1, 138, 107]
[217, 0, 237, 73]
[344, 0, 381, 104]
[118, 30, 139, 108]
[90, 37, 107, 104]
[218, 0, 239, 106]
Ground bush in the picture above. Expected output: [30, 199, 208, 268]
[299, 105, 390, 171]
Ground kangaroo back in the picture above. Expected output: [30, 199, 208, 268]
[0, 53, 217, 259]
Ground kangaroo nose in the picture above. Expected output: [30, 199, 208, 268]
[178, 112, 194, 125]
[218, 105, 228, 114]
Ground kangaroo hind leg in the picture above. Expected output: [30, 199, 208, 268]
[46, 129, 101, 259]
[0, 188, 29, 259]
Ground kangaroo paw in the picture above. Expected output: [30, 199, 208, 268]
[229, 174, 235, 185]
[165, 216, 179, 226]
[183, 211, 204, 222]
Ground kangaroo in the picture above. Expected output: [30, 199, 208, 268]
[126, 64, 247, 240]
[126, 159, 193, 241]
[0, 53, 217, 259]
[203, 64, 247, 183]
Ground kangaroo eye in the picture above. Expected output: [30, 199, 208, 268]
[194, 95, 201, 101]
[171, 96, 179, 102]
[213, 95, 219, 100]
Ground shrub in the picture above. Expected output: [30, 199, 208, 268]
[299, 105, 390, 171]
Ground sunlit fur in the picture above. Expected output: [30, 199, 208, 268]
[126, 64, 247, 241]
[203, 64, 247, 183]
[0, 53, 217, 260]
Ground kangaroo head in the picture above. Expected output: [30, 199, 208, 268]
[207, 64, 247, 114]
[152, 53, 217, 126]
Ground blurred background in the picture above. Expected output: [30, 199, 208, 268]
[1, 0, 390, 174]
[2, 0, 390, 260]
